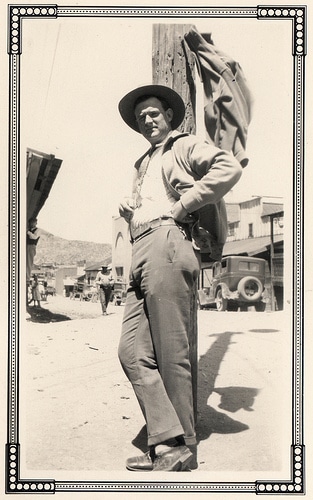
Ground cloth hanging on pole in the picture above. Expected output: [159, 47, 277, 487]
[184, 26, 253, 167]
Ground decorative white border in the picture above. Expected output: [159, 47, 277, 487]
[6, 4, 306, 494]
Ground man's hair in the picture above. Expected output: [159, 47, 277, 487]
[134, 95, 171, 112]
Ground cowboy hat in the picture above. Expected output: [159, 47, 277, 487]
[118, 84, 185, 132]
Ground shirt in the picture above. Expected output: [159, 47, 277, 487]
[95, 271, 113, 288]
[130, 144, 176, 231]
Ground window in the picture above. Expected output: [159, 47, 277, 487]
[115, 266, 123, 278]
[238, 261, 260, 272]
[228, 224, 235, 237]
[248, 223, 254, 238]
[213, 262, 221, 277]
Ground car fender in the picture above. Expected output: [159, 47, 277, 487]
[216, 283, 240, 301]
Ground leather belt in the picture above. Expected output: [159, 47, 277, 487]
[130, 217, 177, 243]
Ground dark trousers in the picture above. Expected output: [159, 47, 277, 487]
[118, 224, 200, 446]
[99, 287, 111, 313]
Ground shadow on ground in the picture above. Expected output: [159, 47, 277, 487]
[249, 328, 280, 333]
[26, 306, 71, 323]
[132, 330, 259, 453]
[196, 330, 251, 440]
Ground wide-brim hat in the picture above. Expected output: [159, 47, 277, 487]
[118, 84, 185, 132]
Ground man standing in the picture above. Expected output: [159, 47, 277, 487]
[95, 265, 114, 315]
[26, 217, 40, 285]
[117, 85, 242, 471]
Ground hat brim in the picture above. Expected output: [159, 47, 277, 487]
[118, 85, 185, 132]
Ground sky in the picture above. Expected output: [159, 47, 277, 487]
[20, 13, 293, 243]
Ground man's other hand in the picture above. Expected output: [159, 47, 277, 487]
[119, 198, 135, 222]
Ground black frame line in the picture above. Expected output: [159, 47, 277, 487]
[6, 4, 306, 495]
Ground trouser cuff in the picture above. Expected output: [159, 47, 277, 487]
[147, 426, 184, 447]
[183, 435, 197, 446]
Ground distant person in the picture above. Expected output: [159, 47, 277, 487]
[95, 265, 114, 315]
[30, 274, 41, 307]
[26, 217, 40, 285]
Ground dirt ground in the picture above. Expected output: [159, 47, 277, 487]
[21, 294, 292, 482]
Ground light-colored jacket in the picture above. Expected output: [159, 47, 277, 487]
[132, 131, 242, 257]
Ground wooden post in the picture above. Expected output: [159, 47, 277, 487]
[152, 24, 196, 134]
[270, 215, 276, 311]
[152, 24, 198, 419]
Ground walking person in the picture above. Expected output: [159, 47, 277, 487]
[117, 84, 242, 471]
[95, 265, 114, 315]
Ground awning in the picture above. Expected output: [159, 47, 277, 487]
[261, 204, 283, 217]
[223, 235, 283, 257]
[27, 148, 62, 221]
[63, 278, 76, 286]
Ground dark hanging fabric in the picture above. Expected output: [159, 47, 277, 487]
[184, 26, 253, 167]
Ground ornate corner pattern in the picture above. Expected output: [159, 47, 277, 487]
[256, 445, 305, 494]
[8, 5, 57, 55]
[6, 444, 55, 494]
[257, 5, 306, 55]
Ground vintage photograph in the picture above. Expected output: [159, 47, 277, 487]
[5, 3, 306, 496]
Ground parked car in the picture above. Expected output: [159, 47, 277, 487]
[46, 285, 56, 296]
[198, 256, 267, 312]
[111, 280, 127, 306]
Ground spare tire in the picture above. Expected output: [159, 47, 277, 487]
[237, 276, 263, 301]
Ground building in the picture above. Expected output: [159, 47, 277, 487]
[224, 195, 284, 245]
[111, 216, 132, 285]
[222, 196, 284, 310]
[55, 265, 79, 296]
[26, 148, 62, 291]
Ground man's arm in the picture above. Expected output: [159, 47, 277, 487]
[27, 229, 39, 240]
[172, 136, 242, 214]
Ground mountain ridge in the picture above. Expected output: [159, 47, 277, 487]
[34, 228, 112, 266]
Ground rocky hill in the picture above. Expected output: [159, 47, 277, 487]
[34, 228, 111, 266]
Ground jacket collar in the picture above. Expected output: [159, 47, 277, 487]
[149, 130, 189, 154]
[135, 130, 189, 169]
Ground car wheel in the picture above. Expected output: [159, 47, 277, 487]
[255, 302, 266, 312]
[216, 289, 228, 311]
[237, 276, 263, 301]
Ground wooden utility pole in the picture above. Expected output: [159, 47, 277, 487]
[152, 24, 196, 134]
[152, 24, 198, 417]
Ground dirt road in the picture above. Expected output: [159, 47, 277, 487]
[22, 294, 291, 481]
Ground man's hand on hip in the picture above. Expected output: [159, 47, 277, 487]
[171, 200, 194, 224]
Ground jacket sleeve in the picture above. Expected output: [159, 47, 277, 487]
[177, 136, 242, 213]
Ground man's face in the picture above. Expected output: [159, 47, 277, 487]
[134, 97, 173, 146]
